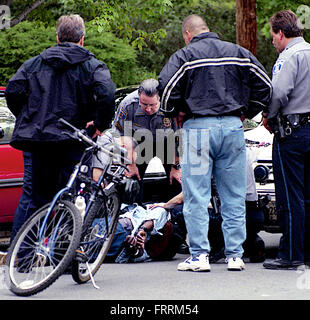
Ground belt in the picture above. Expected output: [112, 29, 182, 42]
[192, 109, 242, 119]
[283, 112, 310, 135]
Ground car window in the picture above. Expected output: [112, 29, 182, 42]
[0, 97, 16, 145]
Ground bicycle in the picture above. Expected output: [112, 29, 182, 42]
[5, 118, 134, 296]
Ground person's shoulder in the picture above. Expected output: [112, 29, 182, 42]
[22, 54, 44, 72]
[119, 90, 139, 109]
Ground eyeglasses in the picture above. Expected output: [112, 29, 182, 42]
[140, 101, 158, 108]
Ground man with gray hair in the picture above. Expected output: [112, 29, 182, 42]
[5, 14, 115, 241]
[113, 78, 181, 204]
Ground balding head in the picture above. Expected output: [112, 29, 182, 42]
[182, 14, 209, 44]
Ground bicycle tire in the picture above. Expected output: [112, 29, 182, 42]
[6, 200, 83, 297]
[71, 192, 120, 284]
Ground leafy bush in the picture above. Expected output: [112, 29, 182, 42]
[83, 25, 155, 87]
[0, 21, 154, 87]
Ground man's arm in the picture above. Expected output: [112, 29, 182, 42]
[267, 58, 297, 119]
[92, 65, 116, 132]
[149, 192, 183, 210]
[247, 53, 273, 119]
[158, 49, 188, 115]
[5, 64, 28, 118]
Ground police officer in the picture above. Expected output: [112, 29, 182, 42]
[263, 10, 310, 269]
[113, 79, 182, 203]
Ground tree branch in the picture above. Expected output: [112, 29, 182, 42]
[10, 0, 47, 27]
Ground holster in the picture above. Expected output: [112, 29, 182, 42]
[268, 114, 286, 140]
[269, 113, 310, 140]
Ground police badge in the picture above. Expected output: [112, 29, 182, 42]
[163, 117, 171, 128]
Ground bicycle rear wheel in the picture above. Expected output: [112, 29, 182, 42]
[71, 192, 120, 284]
[6, 200, 82, 296]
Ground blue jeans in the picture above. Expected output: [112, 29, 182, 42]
[181, 116, 246, 258]
[272, 125, 310, 262]
[10, 151, 34, 242]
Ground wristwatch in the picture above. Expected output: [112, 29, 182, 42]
[172, 163, 180, 170]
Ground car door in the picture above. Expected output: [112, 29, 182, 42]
[0, 87, 24, 224]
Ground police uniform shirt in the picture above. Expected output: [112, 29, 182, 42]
[113, 89, 176, 141]
[268, 37, 310, 119]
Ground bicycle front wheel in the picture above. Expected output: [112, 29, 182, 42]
[6, 200, 83, 297]
[71, 192, 120, 284]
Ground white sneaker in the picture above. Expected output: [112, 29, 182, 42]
[227, 257, 245, 271]
[177, 254, 211, 272]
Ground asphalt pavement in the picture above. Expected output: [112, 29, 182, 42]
[1, 231, 310, 304]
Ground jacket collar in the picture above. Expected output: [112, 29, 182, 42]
[284, 37, 305, 51]
[190, 32, 219, 44]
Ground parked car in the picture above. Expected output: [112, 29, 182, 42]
[0, 87, 23, 244]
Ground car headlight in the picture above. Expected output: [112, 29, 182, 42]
[254, 164, 270, 183]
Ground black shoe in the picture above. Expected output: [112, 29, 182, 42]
[249, 236, 266, 263]
[263, 258, 304, 270]
[177, 242, 190, 254]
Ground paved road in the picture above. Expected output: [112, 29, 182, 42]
[1, 231, 310, 303]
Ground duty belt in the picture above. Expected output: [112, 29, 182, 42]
[282, 112, 310, 135]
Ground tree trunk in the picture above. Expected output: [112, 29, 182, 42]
[236, 0, 257, 56]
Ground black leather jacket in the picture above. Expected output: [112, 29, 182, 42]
[5, 42, 115, 151]
[158, 32, 272, 119]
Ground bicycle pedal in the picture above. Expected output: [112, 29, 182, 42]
[75, 249, 89, 263]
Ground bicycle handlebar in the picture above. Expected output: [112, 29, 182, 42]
[58, 118, 129, 164]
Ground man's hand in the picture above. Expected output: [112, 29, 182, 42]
[175, 111, 186, 128]
[86, 120, 102, 139]
[262, 115, 272, 133]
[124, 232, 146, 249]
[148, 202, 167, 210]
[126, 163, 141, 180]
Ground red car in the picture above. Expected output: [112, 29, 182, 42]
[0, 87, 23, 229]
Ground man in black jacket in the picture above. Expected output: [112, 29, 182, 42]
[5, 14, 115, 239]
[158, 14, 272, 272]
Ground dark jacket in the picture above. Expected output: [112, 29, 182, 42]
[158, 32, 272, 119]
[5, 42, 115, 151]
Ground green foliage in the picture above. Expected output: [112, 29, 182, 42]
[136, 0, 237, 75]
[42, 0, 173, 50]
[256, 0, 310, 39]
[0, 21, 154, 87]
[83, 24, 155, 86]
[3, 0, 310, 88]
[0, 21, 55, 85]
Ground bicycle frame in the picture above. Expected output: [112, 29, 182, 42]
[36, 125, 128, 257]
[38, 147, 94, 241]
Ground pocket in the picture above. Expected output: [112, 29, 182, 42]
[224, 125, 245, 153]
[183, 128, 210, 175]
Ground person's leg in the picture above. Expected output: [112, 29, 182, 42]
[304, 151, 310, 264]
[181, 119, 213, 257]
[272, 136, 306, 263]
[31, 144, 84, 209]
[271, 125, 310, 265]
[213, 117, 246, 260]
[10, 152, 34, 242]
